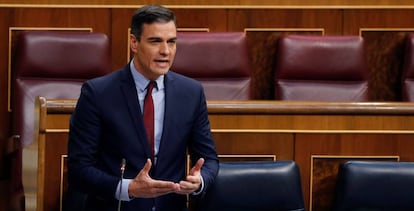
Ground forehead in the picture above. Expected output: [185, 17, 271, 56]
[141, 21, 177, 39]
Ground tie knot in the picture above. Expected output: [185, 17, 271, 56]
[147, 81, 156, 93]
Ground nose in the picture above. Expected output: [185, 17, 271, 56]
[159, 42, 170, 55]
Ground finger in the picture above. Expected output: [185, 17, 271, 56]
[184, 175, 200, 183]
[177, 181, 198, 194]
[152, 180, 177, 189]
[179, 180, 193, 189]
[179, 178, 200, 190]
[189, 158, 204, 175]
[155, 183, 180, 192]
[152, 181, 180, 194]
[174, 187, 191, 195]
[141, 158, 152, 175]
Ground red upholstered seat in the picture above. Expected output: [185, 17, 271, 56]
[11, 30, 111, 147]
[274, 35, 369, 101]
[171, 32, 252, 100]
[8, 30, 111, 210]
[402, 33, 414, 101]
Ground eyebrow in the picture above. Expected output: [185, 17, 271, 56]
[168, 37, 177, 42]
[147, 37, 177, 42]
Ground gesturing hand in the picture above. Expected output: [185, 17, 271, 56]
[128, 159, 179, 198]
[175, 158, 204, 195]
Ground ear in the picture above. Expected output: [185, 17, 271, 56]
[130, 34, 138, 54]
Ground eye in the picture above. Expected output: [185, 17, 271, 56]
[148, 38, 162, 44]
[168, 39, 177, 44]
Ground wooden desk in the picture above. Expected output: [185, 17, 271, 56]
[33, 97, 414, 211]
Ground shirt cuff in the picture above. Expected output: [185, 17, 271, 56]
[115, 179, 133, 201]
[191, 175, 204, 195]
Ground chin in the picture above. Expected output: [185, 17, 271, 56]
[154, 69, 169, 76]
[161, 68, 170, 74]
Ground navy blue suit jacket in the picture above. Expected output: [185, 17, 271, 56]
[67, 64, 219, 211]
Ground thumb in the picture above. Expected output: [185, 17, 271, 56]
[189, 158, 204, 175]
[141, 158, 152, 175]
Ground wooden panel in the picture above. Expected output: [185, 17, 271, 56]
[362, 30, 414, 101]
[228, 9, 342, 34]
[40, 133, 68, 211]
[10, 8, 110, 31]
[217, 154, 276, 162]
[173, 9, 227, 32]
[2, 0, 414, 7]
[343, 9, 414, 35]
[213, 133, 294, 160]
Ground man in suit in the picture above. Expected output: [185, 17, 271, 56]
[67, 4, 219, 211]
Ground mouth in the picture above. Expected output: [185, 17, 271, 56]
[154, 59, 169, 66]
[155, 58, 169, 63]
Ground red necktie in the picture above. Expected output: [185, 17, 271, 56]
[143, 81, 155, 158]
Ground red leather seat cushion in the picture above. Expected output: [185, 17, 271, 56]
[12, 31, 111, 146]
[172, 32, 252, 100]
[275, 35, 369, 101]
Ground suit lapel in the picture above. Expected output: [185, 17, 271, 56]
[119, 66, 152, 159]
[157, 72, 176, 160]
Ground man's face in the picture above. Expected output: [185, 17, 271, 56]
[130, 21, 177, 80]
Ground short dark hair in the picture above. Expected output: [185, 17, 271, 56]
[130, 4, 176, 41]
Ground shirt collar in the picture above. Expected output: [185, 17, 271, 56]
[130, 61, 164, 92]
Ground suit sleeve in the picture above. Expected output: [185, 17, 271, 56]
[188, 90, 219, 195]
[67, 82, 119, 199]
